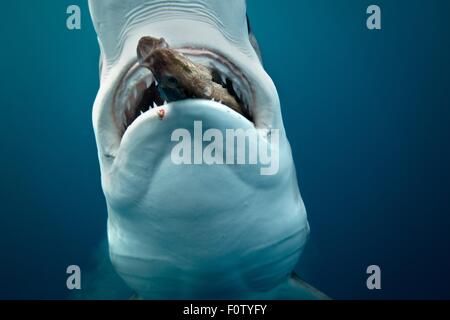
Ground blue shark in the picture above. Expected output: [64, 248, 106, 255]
[88, 0, 326, 299]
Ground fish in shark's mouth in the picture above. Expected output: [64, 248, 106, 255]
[117, 36, 254, 135]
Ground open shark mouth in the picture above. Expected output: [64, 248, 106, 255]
[115, 46, 255, 137]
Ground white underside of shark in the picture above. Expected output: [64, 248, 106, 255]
[88, 0, 325, 299]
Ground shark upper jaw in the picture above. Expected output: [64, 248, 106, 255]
[90, 1, 284, 171]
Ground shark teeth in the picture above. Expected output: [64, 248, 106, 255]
[117, 48, 254, 133]
[220, 74, 227, 85]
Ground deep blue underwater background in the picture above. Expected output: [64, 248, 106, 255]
[1, 0, 449, 299]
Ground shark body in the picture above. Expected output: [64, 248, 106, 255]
[88, 0, 323, 299]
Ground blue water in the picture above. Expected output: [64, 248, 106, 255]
[1, 0, 449, 299]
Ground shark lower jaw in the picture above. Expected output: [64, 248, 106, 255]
[104, 99, 281, 210]
[103, 101, 307, 300]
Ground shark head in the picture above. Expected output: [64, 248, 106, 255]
[89, 0, 309, 299]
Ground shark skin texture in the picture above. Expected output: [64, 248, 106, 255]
[88, 0, 325, 299]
